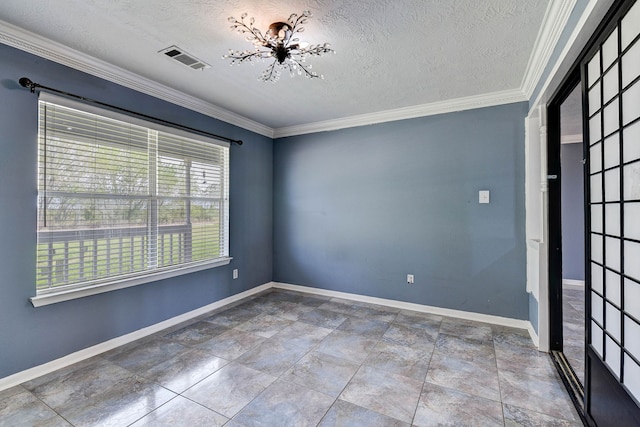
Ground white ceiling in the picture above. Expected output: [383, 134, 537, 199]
[0, 0, 558, 136]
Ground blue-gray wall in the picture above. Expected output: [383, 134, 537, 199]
[561, 143, 585, 281]
[273, 103, 530, 319]
[0, 43, 273, 378]
[1, 34, 542, 379]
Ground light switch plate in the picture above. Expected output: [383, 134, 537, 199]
[479, 190, 490, 204]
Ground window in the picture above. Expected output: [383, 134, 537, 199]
[33, 93, 230, 304]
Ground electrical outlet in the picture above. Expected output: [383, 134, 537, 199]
[233, 269, 238, 279]
[407, 274, 414, 284]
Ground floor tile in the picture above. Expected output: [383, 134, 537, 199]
[563, 285, 585, 385]
[381, 324, 437, 351]
[183, 363, 276, 418]
[299, 294, 330, 307]
[105, 337, 189, 373]
[499, 370, 579, 422]
[197, 328, 266, 360]
[246, 297, 289, 314]
[264, 290, 304, 303]
[492, 325, 536, 349]
[268, 321, 333, 351]
[99, 336, 157, 360]
[162, 321, 229, 347]
[233, 379, 334, 427]
[282, 351, 360, 398]
[21, 356, 107, 391]
[316, 330, 379, 364]
[298, 308, 349, 329]
[336, 317, 390, 339]
[439, 318, 493, 342]
[56, 374, 176, 426]
[563, 322, 584, 341]
[434, 333, 496, 367]
[24, 358, 134, 410]
[319, 299, 355, 315]
[413, 382, 503, 427]
[426, 352, 501, 401]
[0, 385, 27, 400]
[347, 305, 399, 323]
[0, 389, 71, 427]
[364, 340, 432, 381]
[130, 396, 228, 426]
[139, 348, 228, 393]
[340, 365, 423, 423]
[204, 306, 262, 328]
[235, 313, 294, 338]
[503, 403, 583, 426]
[233, 298, 273, 314]
[2, 293, 584, 426]
[318, 399, 410, 427]
[236, 340, 309, 376]
[393, 310, 442, 333]
[259, 299, 315, 321]
[495, 341, 555, 379]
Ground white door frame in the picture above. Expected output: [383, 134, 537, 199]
[526, 0, 616, 352]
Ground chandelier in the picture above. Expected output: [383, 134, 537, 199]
[223, 10, 334, 82]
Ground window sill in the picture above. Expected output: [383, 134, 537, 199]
[30, 257, 232, 307]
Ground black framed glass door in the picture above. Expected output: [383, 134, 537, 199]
[583, 1, 640, 424]
[548, 1, 640, 425]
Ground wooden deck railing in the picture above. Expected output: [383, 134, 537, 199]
[37, 224, 192, 289]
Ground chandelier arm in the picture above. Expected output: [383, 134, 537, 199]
[288, 58, 318, 78]
[260, 60, 279, 82]
[289, 13, 308, 36]
[227, 50, 271, 63]
[230, 16, 268, 45]
[302, 44, 334, 56]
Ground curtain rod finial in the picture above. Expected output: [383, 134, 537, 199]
[19, 77, 36, 92]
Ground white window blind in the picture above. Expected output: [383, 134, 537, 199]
[36, 93, 230, 295]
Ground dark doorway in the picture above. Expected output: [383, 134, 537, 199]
[561, 84, 587, 388]
[548, 75, 585, 406]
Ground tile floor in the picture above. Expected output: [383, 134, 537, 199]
[563, 285, 585, 384]
[0, 289, 583, 426]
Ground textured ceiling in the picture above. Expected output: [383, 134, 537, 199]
[0, 0, 550, 131]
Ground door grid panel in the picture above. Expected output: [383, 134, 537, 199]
[586, 0, 640, 405]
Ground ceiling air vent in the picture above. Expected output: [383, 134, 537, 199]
[159, 45, 210, 70]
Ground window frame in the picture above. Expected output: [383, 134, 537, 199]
[31, 93, 231, 307]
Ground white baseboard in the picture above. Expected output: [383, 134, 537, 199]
[272, 282, 534, 333]
[274, 282, 541, 351]
[563, 279, 585, 290]
[0, 283, 271, 392]
[527, 322, 540, 349]
[1, 280, 541, 391]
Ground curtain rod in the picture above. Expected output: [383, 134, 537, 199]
[18, 77, 243, 146]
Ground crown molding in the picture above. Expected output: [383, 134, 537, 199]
[2, 2, 568, 141]
[521, 0, 578, 98]
[529, 0, 614, 112]
[0, 19, 275, 138]
[273, 88, 527, 138]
